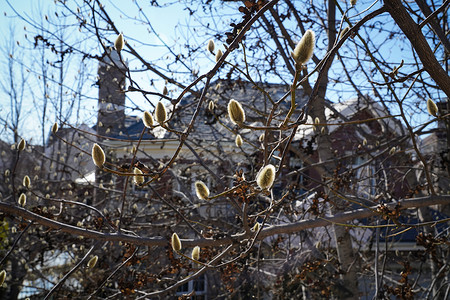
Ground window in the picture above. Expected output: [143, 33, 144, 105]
[176, 274, 207, 299]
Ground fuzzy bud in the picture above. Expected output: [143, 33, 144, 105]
[133, 167, 144, 185]
[142, 111, 154, 128]
[389, 146, 396, 155]
[18, 193, 26, 207]
[52, 122, 59, 134]
[427, 99, 438, 117]
[23, 175, 31, 188]
[0, 270, 5, 286]
[340, 26, 350, 39]
[92, 143, 106, 167]
[292, 30, 315, 65]
[314, 117, 320, 125]
[115, 33, 124, 52]
[195, 181, 210, 200]
[235, 134, 243, 147]
[163, 86, 168, 96]
[87, 255, 98, 268]
[215, 49, 223, 62]
[18, 139, 26, 151]
[155, 101, 167, 124]
[256, 164, 276, 190]
[350, 0, 357, 6]
[362, 138, 367, 146]
[207, 39, 215, 53]
[171, 233, 182, 252]
[208, 101, 215, 111]
[252, 222, 260, 232]
[227, 99, 246, 125]
[192, 246, 200, 261]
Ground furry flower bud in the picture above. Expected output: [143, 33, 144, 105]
[192, 246, 200, 261]
[235, 134, 243, 147]
[292, 30, 315, 65]
[133, 167, 144, 185]
[427, 99, 438, 117]
[115, 33, 124, 52]
[87, 255, 98, 268]
[142, 111, 154, 128]
[195, 181, 210, 200]
[171, 233, 182, 251]
[92, 143, 105, 167]
[18, 139, 26, 151]
[0, 270, 5, 286]
[155, 101, 167, 124]
[256, 164, 276, 190]
[207, 39, 215, 53]
[52, 122, 59, 134]
[23, 175, 31, 188]
[216, 49, 223, 62]
[18, 193, 26, 207]
[227, 99, 246, 125]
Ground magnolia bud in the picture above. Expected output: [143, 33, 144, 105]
[87, 255, 98, 268]
[171, 233, 182, 251]
[115, 33, 124, 52]
[18, 193, 26, 207]
[340, 26, 350, 39]
[227, 99, 246, 125]
[362, 138, 367, 146]
[207, 39, 215, 53]
[389, 146, 396, 155]
[256, 164, 276, 190]
[192, 246, 200, 261]
[133, 168, 144, 185]
[142, 111, 154, 128]
[252, 222, 260, 232]
[195, 181, 210, 200]
[23, 175, 31, 188]
[18, 139, 26, 151]
[314, 117, 320, 125]
[292, 30, 315, 65]
[163, 86, 168, 96]
[208, 101, 215, 111]
[215, 49, 223, 62]
[427, 99, 438, 117]
[92, 143, 105, 167]
[155, 102, 167, 124]
[0, 270, 5, 286]
[235, 134, 243, 147]
[52, 122, 59, 134]
[350, 0, 357, 6]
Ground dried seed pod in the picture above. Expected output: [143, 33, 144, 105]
[155, 101, 167, 124]
[18, 193, 26, 207]
[227, 99, 246, 125]
[23, 175, 31, 188]
[171, 233, 182, 251]
[207, 39, 215, 53]
[0, 270, 5, 286]
[215, 49, 223, 62]
[235, 134, 243, 147]
[142, 111, 154, 128]
[18, 139, 26, 151]
[292, 30, 315, 65]
[52, 122, 59, 134]
[192, 246, 200, 261]
[256, 164, 276, 190]
[427, 98, 438, 117]
[87, 255, 98, 268]
[115, 33, 124, 52]
[133, 167, 144, 185]
[92, 143, 106, 167]
[195, 181, 210, 200]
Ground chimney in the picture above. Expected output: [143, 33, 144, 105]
[97, 48, 127, 137]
